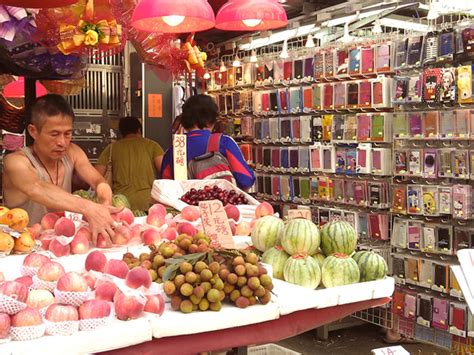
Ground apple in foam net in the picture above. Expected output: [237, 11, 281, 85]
[81, 271, 97, 290]
[0, 313, 10, 339]
[45, 304, 79, 322]
[95, 280, 117, 302]
[48, 238, 71, 258]
[26, 289, 55, 309]
[23, 253, 51, 269]
[79, 300, 111, 320]
[0, 281, 28, 302]
[37, 261, 65, 282]
[15, 276, 32, 289]
[85, 250, 107, 272]
[11, 307, 43, 327]
[57, 272, 89, 292]
[70, 232, 90, 254]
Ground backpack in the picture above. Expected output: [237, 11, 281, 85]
[187, 133, 236, 184]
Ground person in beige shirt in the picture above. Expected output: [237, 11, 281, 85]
[2, 94, 119, 246]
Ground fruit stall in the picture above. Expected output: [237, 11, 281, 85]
[0, 188, 394, 354]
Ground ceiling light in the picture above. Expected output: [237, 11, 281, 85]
[219, 60, 227, 72]
[232, 55, 241, 67]
[372, 19, 383, 34]
[242, 19, 262, 27]
[305, 34, 315, 48]
[280, 39, 289, 59]
[250, 50, 258, 62]
[203, 72, 211, 80]
[162, 15, 186, 27]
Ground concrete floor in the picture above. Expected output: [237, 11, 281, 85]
[276, 324, 451, 355]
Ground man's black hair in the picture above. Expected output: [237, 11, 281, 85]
[180, 94, 218, 130]
[30, 94, 75, 130]
[119, 116, 142, 137]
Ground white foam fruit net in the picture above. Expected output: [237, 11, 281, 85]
[54, 289, 91, 307]
[45, 320, 79, 336]
[79, 316, 111, 331]
[20, 265, 39, 277]
[38, 306, 49, 319]
[10, 324, 45, 341]
[0, 294, 27, 315]
[31, 276, 57, 293]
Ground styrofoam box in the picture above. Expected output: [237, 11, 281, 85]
[248, 344, 301, 355]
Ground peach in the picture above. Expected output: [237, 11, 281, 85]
[125, 267, 152, 289]
[45, 304, 78, 322]
[28, 223, 42, 239]
[71, 233, 90, 254]
[39, 232, 53, 250]
[85, 251, 107, 272]
[0, 281, 28, 302]
[129, 224, 142, 241]
[57, 272, 89, 292]
[23, 253, 50, 269]
[177, 222, 197, 237]
[146, 213, 165, 228]
[228, 219, 236, 235]
[148, 204, 167, 218]
[3, 208, 29, 232]
[75, 227, 92, 241]
[0, 313, 10, 339]
[37, 261, 65, 282]
[224, 204, 240, 222]
[15, 276, 32, 289]
[95, 280, 117, 302]
[111, 225, 131, 245]
[144, 294, 165, 315]
[235, 221, 252, 236]
[115, 208, 134, 225]
[48, 238, 71, 258]
[165, 217, 177, 229]
[104, 259, 129, 279]
[26, 289, 55, 309]
[114, 291, 144, 321]
[255, 202, 274, 218]
[11, 307, 42, 327]
[181, 206, 200, 222]
[162, 227, 178, 241]
[81, 271, 97, 290]
[142, 228, 161, 246]
[96, 234, 108, 248]
[79, 299, 111, 320]
[54, 217, 76, 237]
[13, 231, 35, 253]
[40, 212, 60, 230]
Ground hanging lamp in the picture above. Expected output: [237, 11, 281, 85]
[131, 0, 215, 33]
[3, 77, 48, 98]
[216, 0, 287, 31]
[0, 0, 77, 7]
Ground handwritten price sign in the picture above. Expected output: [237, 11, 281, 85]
[173, 134, 187, 181]
[199, 200, 235, 249]
[287, 209, 312, 220]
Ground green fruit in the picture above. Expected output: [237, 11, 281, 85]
[262, 246, 290, 280]
[251, 216, 285, 252]
[312, 253, 326, 269]
[210, 301, 222, 311]
[320, 221, 358, 256]
[180, 283, 194, 297]
[194, 261, 208, 273]
[180, 262, 193, 274]
[322, 254, 360, 288]
[112, 194, 131, 209]
[148, 269, 158, 281]
[281, 219, 321, 256]
[206, 288, 220, 303]
[198, 298, 209, 311]
[200, 269, 213, 282]
[180, 300, 193, 313]
[353, 251, 388, 282]
[283, 253, 321, 289]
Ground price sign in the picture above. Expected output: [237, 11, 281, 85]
[199, 200, 235, 249]
[65, 211, 83, 229]
[287, 209, 312, 220]
[173, 134, 187, 181]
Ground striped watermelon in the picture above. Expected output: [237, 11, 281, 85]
[283, 253, 321, 289]
[281, 219, 320, 256]
[353, 251, 388, 282]
[251, 216, 284, 252]
[320, 221, 357, 256]
[262, 246, 290, 280]
[312, 253, 326, 269]
[321, 253, 360, 288]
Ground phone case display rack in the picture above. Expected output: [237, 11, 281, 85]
[207, 20, 474, 350]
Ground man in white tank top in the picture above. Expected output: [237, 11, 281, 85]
[3, 94, 119, 247]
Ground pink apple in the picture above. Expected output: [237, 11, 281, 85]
[142, 228, 161, 245]
[144, 294, 165, 315]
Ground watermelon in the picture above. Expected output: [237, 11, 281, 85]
[112, 194, 131, 209]
[262, 246, 290, 280]
[312, 253, 326, 269]
[73, 190, 93, 200]
[353, 251, 388, 282]
[280, 219, 320, 256]
[251, 216, 284, 252]
[283, 253, 321, 289]
[321, 253, 360, 288]
[320, 221, 357, 256]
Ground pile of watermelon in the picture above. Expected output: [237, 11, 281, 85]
[251, 217, 387, 289]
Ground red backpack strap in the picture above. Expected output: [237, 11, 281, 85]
[207, 133, 222, 153]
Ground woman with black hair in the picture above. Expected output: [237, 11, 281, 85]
[161, 94, 255, 190]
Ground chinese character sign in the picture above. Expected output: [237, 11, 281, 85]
[287, 209, 312, 220]
[173, 134, 187, 181]
[199, 200, 235, 249]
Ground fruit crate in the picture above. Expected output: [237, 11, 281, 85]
[248, 344, 301, 355]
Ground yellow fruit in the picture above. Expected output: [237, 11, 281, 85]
[0, 206, 10, 223]
[3, 208, 29, 232]
[13, 231, 35, 253]
[0, 232, 14, 253]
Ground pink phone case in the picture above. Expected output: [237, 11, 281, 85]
[404, 293, 417, 320]
[357, 114, 371, 141]
[361, 47, 375, 74]
[359, 81, 372, 107]
[432, 298, 449, 330]
[323, 84, 334, 109]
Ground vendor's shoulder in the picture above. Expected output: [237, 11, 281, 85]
[3, 149, 28, 164]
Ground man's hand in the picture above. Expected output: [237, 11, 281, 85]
[85, 203, 123, 248]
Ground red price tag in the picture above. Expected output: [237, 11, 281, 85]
[199, 200, 235, 249]
[287, 209, 312, 220]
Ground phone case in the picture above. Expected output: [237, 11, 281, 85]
[406, 257, 419, 283]
[361, 47, 375, 74]
[392, 288, 406, 315]
[407, 75, 422, 103]
[357, 114, 371, 141]
[336, 49, 349, 76]
[372, 79, 386, 108]
[376, 43, 391, 72]
[324, 50, 334, 79]
[394, 150, 408, 175]
[439, 67, 456, 104]
[346, 148, 357, 175]
[264, 175, 272, 196]
[423, 111, 439, 139]
[454, 109, 470, 139]
[392, 185, 407, 214]
[261, 119, 270, 141]
[422, 68, 441, 104]
[332, 115, 344, 141]
[289, 87, 302, 113]
[357, 213, 369, 239]
[408, 149, 422, 176]
[283, 60, 293, 81]
[423, 150, 438, 179]
[291, 116, 301, 143]
[433, 263, 449, 292]
[345, 179, 355, 205]
[269, 117, 279, 143]
[432, 298, 449, 331]
[271, 174, 280, 200]
[407, 185, 423, 214]
[457, 65, 473, 104]
[322, 115, 333, 142]
[450, 303, 467, 336]
[289, 147, 299, 171]
[304, 57, 314, 80]
[314, 52, 324, 80]
[300, 177, 311, 202]
[408, 222, 422, 250]
[354, 181, 367, 206]
[347, 82, 359, 108]
[439, 186, 452, 214]
[312, 116, 323, 141]
[309, 144, 322, 172]
[359, 81, 372, 108]
[300, 116, 312, 143]
[419, 258, 434, 288]
[317, 177, 330, 201]
[453, 185, 472, 220]
[393, 113, 408, 138]
[404, 293, 417, 320]
[423, 32, 439, 65]
[279, 88, 289, 114]
[393, 77, 408, 103]
[344, 115, 358, 142]
[322, 84, 334, 110]
[437, 226, 453, 255]
[438, 30, 455, 62]
[423, 186, 439, 216]
[349, 48, 361, 75]
[454, 228, 471, 253]
[408, 112, 423, 138]
[293, 59, 303, 81]
[391, 217, 407, 248]
[406, 36, 423, 67]
[312, 84, 322, 110]
[318, 208, 330, 226]
[450, 269, 463, 298]
[371, 113, 386, 142]
[303, 87, 313, 112]
[299, 146, 310, 173]
[452, 150, 469, 178]
[417, 295, 433, 327]
[273, 60, 284, 84]
[333, 82, 346, 109]
[332, 177, 345, 203]
[368, 214, 382, 239]
[392, 257, 405, 280]
[280, 147, 289, 170]
[394, 39, 408, 69]
[321, 145, 335, 173]
[263, 62, 273, 81]
[292, 176, 301, 200]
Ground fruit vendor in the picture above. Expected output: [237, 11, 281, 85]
[2, 94, 119, 246]
[161, 94, 255, 189]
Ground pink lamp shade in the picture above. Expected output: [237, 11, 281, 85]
[3, 77, 48, 98]
[0, 0, 78, 7]
[216, 0, 287, 31]
[132, 0, 215, 33]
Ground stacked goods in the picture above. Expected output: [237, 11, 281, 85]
[180, 185, 249, 206]
[320, 220, 358, 256]
[163, 251, 273, 313]
[283, 253, 321, 289]
[352, 251, 388, 282]
[321, 254, 360, 288]
[280, 219, 321, 256]
[261, 246, 289, 280]
[0, 207, 36, 255]
[250, 216, 284, 252]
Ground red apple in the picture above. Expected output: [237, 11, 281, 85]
[40, 213, 60, 230]
[37, 261, 65, 282]
[26, 290, 55, 309]
[111, 225, 131, 245]
[70, 232, 90, 254]
[79, 300, 111, 320]
[148, 204, 167, 218]
[125, 267, 152, 289]
[142, 228, 161, 245]
[0, 281, 28, 302]
[224, 204, 240, 222]
[181, 206, 200, 222]
[0, 313, 10, 339]
[54, 217, 76, 237]
[94, 280, 117, 302]
[11, 307, 43, 327]
[56, 272, 89, 292]
[146, 213, 165, 228]
[144, 294, 165, 315]
[28, 223, 42, 239]
[15, 276, 32, 289]
[115, 208, 134, 225]
[85, 250, 107, 272]
[48, 238, 71, 258]
[255, 202, 274, 218]
[45, 304, 78, 322]
[23, 253, 50, 269]
[113, 291, 144, 321]
[81, 271, 97, 290]
[104, 259, 129, 279]
[177, 222, 197, 237]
